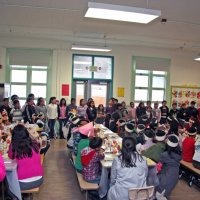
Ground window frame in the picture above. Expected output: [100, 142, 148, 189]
[8, 65, 48, 102]
[133, 69, 168, 105]
[72, 54, 114, 81]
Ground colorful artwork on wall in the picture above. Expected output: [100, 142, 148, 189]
[171, 86, 200, 107]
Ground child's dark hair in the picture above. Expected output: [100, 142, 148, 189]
[80, 99, 85, 106]
[162, 100, 167, 104]
[11, 124, 39, 159]
[97, 104, 104, 111]
[26, 97, 33, 103]
[13, 99, 19, 106]
[88, 100, 95, 107]
[166, 144, 182, 156]
[120, 136, 143, 168]
[89, 137, 103, 149]
[28, 93, 35, 99]
[37, 97, 43, 106]
[49, 97, 56, 104]
[71, 98, 76, 103]
[3, 98, 9, 102]
[172, 102, 177, 106]
[60, 98, 67, 106]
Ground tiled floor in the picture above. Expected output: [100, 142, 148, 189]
[34, 140, 200, 200]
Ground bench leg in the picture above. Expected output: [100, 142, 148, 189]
[85, 191, 88, 200]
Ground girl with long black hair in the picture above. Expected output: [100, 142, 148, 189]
[8, 124, 43, 190]
[108, 136, 148, 200]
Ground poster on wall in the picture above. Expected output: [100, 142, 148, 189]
[62, 84, 69, 96]
[171, 86, 200, 107]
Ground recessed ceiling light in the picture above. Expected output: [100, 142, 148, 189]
[85, 2, 161, 24]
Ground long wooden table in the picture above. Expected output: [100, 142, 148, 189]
[94, 124, 156, 168]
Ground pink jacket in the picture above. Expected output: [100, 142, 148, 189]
[0, 154, 6, 182]
[8, 145, 43, 180]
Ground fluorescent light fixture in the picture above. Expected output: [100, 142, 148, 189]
[71, 45, 112, 52]
[194, 56, 200, 61]
[85, 2, 161, 24]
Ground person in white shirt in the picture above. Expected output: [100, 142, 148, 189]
[193, 132, 200, 169]
[47, 97, 58, 139]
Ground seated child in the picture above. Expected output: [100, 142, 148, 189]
[137, 128, 155, 153]
[107, 136, 148, 200]
[72, 119, 90, 156]
[109, 112, 120, 133]
[182, 127, 196, 162]
[9, 99, 23, 122]
[8, 124, 43, 190]
[36, 120, 50, 155]
[0, 154, 6, 181]
[74, 122, 96, 172]
[156, 134, 182, 200]
[81, 137, 104, 183]
[142, 129, 166, 163]
[193, 130, 200, 169]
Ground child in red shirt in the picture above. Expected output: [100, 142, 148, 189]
[182, 127, 196, 162]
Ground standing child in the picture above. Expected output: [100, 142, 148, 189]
[168, 103, 178, 119]
[77, 99, 87, 118]
[23, 97, 37, 124]
[156, 134, 182, 200]
[10, 99, 23, 122]
[128, 102, 136, 121]
[136, 102, 146, 120]
[95, 104, 106, 124]
[159, 100, 169, 125]
[47, 97, 58, 139]
[81, 137, 104, 183]
[152, 102, 161, 122]
[58, 98, 67, 139]
[182, 127, 196, 162]
[0, 98, 11, 117]
[86, 100, 97, 122]
[121, 101, 128, 119]
[67, 98, 77, 114]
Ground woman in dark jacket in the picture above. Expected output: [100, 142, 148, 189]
[86, 100, 97, 122]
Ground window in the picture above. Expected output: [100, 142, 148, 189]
[134, 70, 167, 104]
[73, 55, 113, 80]
[9, 65, 48, 105]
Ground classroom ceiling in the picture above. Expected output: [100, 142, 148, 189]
[0, 0, 200, 51]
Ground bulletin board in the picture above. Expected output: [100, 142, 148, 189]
[171, 86, 200, 107]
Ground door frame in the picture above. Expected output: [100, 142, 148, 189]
[71, 54, 114, 103]
[73, 80, 112, 106]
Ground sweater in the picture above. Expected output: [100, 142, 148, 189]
[142, 142, 166, 163]
[0, 154, 6, 181]
[77, 105, 87, 118]
[75, 139, 90, 171]
[47, 104, 58, 119]
[182, 137, 195, 162]
[107, 155, 148, 200]
[8, 146, 43, 180]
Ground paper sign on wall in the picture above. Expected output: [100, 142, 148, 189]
[117, 87, 124, 97]
[62, 84, 69, 96]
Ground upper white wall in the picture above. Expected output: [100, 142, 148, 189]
[0, 36, 200, 104]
